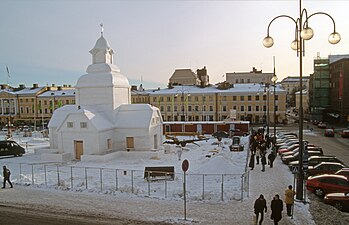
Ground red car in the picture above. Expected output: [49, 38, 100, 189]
[306, 174, 349, 198]
[307, 162, 345, 177]
[324, 192, 349, 212]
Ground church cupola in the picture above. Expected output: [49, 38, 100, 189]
[89, 24, 113, 64]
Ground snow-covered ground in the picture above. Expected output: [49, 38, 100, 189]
[0, 130, 345, 224]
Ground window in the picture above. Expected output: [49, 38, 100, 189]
[240, 96, 244, 101]
[240, 106, 244, 111]
[188, 106, 192, 111]
[107, 139, 112, 150]
[223, 106, 227, 111]
[209, 106, 213, 111]
[195, 106, 199, 111]
[247, 79, 250, 83]
[203, 105, 206, 111]
[256, 95, 260, 101]
[167, 106, 171, 112]
[256, 106, 259, 111]
[275, 95, 279, 100]
[241, 79, 244, 83]
[233, 96, 237, 101]
[167, 97, 171, 101]
[248, 106, 252, 111]
[236, 79, 239, 83]
[160, 106, 164, 111]
[263, 95, 266, 101]
[248, 96, 252, 101]
[67, 122, 74, 128]
[80, 122, 87, 128]
[195, 96, 199, 101]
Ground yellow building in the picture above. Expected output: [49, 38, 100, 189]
[132, 83, 287, 124]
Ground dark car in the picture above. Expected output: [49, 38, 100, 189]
[317, 122, 327, 129]
[324, 192, 349, 212]
[288, 155, 344, 171]
[306, 174, 349, 198]
[0, 140, 25, 157]
[324, 129, 335, 137]
[335, 168, 349, 178]
[282, 150, 324, 165]
[212, 131, 229, 138]
[307, 162, 346, 177]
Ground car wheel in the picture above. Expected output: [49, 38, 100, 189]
[315, 188, 325, 198]
[333, 201, 344, 211]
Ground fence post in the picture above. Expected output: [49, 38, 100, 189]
[241, 174, 244, 202]
[165, 180, 167, 198]
[202, 174, 205, 200]
[147, 171, 150, 196]
[100, 168, 103, 192]
[131, 170, 134, 194]
[221, 174, 224, 201]
[57, 165, 60, 186]
[44, 165, 47, 186]
[19, 163, 22, 184]
[85, 167, 88, 189]
[70, 167, 73, 189]
[247, 171, 250, 198]
[115, 169, 118, 191]
[31, 164, 34, 185]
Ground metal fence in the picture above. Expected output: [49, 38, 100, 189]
[2, 162, 250, 202]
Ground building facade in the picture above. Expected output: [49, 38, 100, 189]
[226, 67, 274, 85]
[132, 83, 287, 124]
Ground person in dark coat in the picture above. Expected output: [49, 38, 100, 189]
[261, 152, 267, 172]
[268, 152, 276, 168]
[2, 165, 13, 188]
[254, 194, 267, 225]
[271, 194, 283, 225]
[249, 152, 255, 170]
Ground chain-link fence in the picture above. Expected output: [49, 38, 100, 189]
[1, 162, 250, 202]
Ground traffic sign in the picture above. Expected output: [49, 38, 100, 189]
[182, 159, 189, 173]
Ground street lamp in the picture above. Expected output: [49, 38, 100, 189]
[263, 0, 341, 201]
[175, 86, 190, 122]
[257, 83, 270, 135]
[271, 74, 278, 143]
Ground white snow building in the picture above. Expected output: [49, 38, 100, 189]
[46, 32, 163, 162]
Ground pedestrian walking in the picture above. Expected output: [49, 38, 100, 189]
[2, 165, 13, 188]
[249, 153, 255, 170]
[256, 146, 260, 165]
[254, 194, 267, 225]
[268, 152, 276, 168]
[271, 194, 283, 225]
[284, 185, 296, 216]
[261, 153, 267, 172]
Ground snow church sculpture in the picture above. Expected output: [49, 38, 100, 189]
[47, 30, 163, 162]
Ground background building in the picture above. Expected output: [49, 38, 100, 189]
[225, 67, 274, 84]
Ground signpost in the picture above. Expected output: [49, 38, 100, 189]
[182, 159, 189, 220]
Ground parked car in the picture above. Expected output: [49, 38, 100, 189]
[324, 129, 335, 137]
[317, 122, 327, 129]
[307, 162, 346, 177]
[335, 168, 349, 178]
[288, 155, 344, 171]
[341, 130, 349, 138]
[312, 120, 320, 125]
[212, 131, 229, 138]
[306, 174, 349, 198]
[229, 136, 244, 151]
[0, 140, 25, 157]
[278, 144, 299, 155]
[324, 192, 349, 212]
[282, 150, 324, 165]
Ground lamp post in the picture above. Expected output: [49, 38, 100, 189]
[176, 86, 190, 122]
[271, 74, 278, 143]
[263, 0, 341, 201]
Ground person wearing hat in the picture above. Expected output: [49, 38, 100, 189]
[254, 194, 267, 225]
[2, 165, 13, 188]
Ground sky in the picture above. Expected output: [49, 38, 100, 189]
[0, 0, 348, 89]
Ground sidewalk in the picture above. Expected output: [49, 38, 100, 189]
[248, 151, 315, 225]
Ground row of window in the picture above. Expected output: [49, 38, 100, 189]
[150, 95, 278, 102]
[158, 105, 279, 112]
[67, 122, 87, 128]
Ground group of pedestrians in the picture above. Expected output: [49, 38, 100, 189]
[253, 185, 296, 225]
[249, 129, 275, 172]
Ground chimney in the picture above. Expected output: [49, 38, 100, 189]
[57, 86, 62, 91]
[131, 85, 137, 91]
[33, 83, 39, 88]
[19, 84, 25, 89]
[52, 84, 55, 87]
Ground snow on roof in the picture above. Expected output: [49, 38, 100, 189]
[82, 109, 114, 131]
[0, 89, 16, 95]
[39, 89, 76, 97]
[114, 104, 158, 128]
[281, 76, 309, 83]
[146, 83, 286, 95]
[48, 105, 77, 128]
[15, 87, 44, 95]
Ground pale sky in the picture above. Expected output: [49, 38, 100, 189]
[0, 0, 348, 88]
